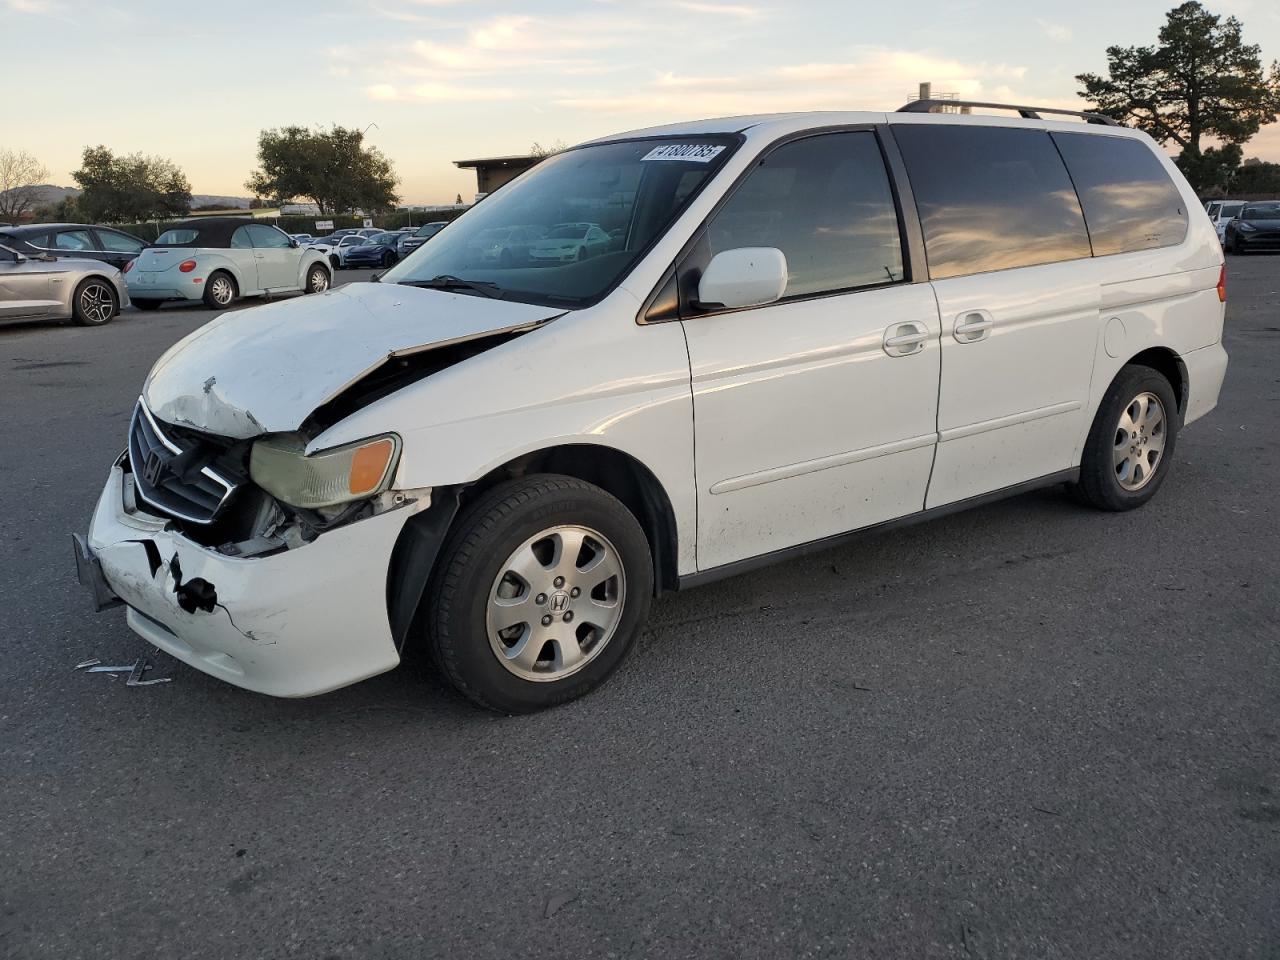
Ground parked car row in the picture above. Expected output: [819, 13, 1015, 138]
[1218, 200, 1280, 254]
[0, 235, 128, 326]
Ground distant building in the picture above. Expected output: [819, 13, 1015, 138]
[454, 155, 543, 202]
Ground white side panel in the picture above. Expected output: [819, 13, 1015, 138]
[313, 292, 702, 576]
[682, 282, 941, 569]
[927, 258, 1099, 508]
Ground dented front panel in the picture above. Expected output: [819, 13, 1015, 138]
[88, 465, 427, 697]
[143, 282, 564, 439]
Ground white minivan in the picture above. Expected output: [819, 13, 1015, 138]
[76, 101, 1228, 712]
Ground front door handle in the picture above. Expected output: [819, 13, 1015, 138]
[954, 310, 994, 343]
[883, 321, 930, 357]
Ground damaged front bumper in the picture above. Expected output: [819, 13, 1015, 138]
[79, 464, 426, 697]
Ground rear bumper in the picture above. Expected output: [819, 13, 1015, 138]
[1182, 341, 1228, 427]
[127, 274, 203, 301]
[79, 464, 425, 697]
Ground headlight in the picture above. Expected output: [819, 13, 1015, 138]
[1238, 221, 1256, 232]
[249, 434, 401, 509]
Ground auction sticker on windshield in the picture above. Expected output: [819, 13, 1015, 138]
[640, 144, 726, 162]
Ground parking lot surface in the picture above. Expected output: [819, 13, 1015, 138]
[1, 261, 1277, 959]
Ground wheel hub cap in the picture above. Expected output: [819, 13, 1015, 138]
[1113, 391, 1166, 491]
[485, 524, 625, 682]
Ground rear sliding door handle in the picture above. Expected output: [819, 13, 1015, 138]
[883, 321, 931, 357]
[954, 310, 994, 343]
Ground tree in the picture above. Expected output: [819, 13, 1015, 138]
[246, 126, 399, 215]
[529, 140, 568, 158]
[71, 146, 192, 222]
[1077, 2, 1280, 191]
[0, 149, 50, 223]
[1235, 157, 1280, 194]
[1177, 143, 1243, 194]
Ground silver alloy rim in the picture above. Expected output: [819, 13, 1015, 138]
[485, 524, 626, 682]
[310, 268, 329, 292]
[210, 275, 234, 304]
[1114, 391, 1166, 491]
[80, 283, 113, 323]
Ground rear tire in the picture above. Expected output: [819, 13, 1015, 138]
[132, 299, 163, 311]
[202, 270, 236, 310]
[1075, 364, 1179, 511]
[71, 278, 117, 326]
[425, 475, 653, 713]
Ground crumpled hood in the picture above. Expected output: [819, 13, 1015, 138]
[143, 282, 561, 439]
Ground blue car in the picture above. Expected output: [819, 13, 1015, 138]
[341, 232, 402, 269]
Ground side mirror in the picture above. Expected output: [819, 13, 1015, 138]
[696, 247, 787, 310]
[289, 238, 299, 248]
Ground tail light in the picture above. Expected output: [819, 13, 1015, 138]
[179, 259, 197, 273]
[122, 260, 134, 274]
[1217, 264, 1227, 303]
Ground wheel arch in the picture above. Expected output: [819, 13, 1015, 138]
[384, 442, 680, 652]
[1125, 346, 1188, 416]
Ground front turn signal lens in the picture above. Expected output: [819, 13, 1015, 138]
[348, 438, 397, 496]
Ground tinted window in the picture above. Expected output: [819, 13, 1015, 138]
[11, 230, 49, 248]
[230, 227, 253, 249]
[1242, 202, 1280, 220]
[156, 229, 199, 245]
[54, 229, 94, 251]
[1051, 133, 1187, 256]
[247, 224, 290, 249]
[97, 230, 146, 254]
[707, 131, 904, 297]
[894, 125, 1091, 279]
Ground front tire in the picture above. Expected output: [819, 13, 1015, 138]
[425, 475, 653, 713]
[203, 270, 237, 310]
[72, 278, 117, 326]
[1075, 364, 1179, 511]
[305, 263, 330, 294]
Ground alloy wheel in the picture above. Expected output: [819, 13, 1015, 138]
[485, 524, 626, 682]
[210, 275, 234, 305]
[1113, 391, 1166, 491]
[79, 283, 114, 323]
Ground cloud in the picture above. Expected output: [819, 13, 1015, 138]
[1035, 18, 1072, 42]
[556, 49, 1033, 116]
[365, 82, 518, 102]
[665, 0, 770, 19]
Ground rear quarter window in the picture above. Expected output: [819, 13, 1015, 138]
[892, 124, 1092, 280]
[1051, 133, 1188, 255]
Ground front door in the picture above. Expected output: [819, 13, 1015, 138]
[247, 224, 299, 290]
[681, 130, 942, 571]
[889, 122, 1101, 508]
[0, 252, 60, 319]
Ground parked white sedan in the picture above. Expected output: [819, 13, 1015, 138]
[126, 218, 331, 310]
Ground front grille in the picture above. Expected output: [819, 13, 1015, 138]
[127, 401, 239, 524]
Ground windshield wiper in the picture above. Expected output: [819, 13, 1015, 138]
[399, 275, 505, 299]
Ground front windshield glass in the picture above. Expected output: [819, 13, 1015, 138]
[383, 136, 736, 306]
[1242, 202, 1280, 220]
[416, 223, 444, 237]
[1220, 202, 1243, 218]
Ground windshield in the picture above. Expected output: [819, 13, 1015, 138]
[1242, 202, 1280, 220]
[383, 136, 736, 306]
[415, 223, 445, 237]
[1219, 202, 1244, 218]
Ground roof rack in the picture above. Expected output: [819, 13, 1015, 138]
[897, 99, 1121, 126]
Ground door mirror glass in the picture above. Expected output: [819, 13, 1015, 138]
[697, 247, 787, 310]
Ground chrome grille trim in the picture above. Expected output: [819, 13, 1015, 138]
[127, 398, 238, 525]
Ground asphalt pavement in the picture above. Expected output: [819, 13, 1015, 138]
[1, 260, 1277, 959]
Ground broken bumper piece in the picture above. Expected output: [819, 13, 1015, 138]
[82, 464, 423, 698]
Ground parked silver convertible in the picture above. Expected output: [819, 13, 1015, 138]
[0, 239, 128, 327]
[126, 218, 331, 311]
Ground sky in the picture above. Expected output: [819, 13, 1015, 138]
[5, 0, 1280, 204]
